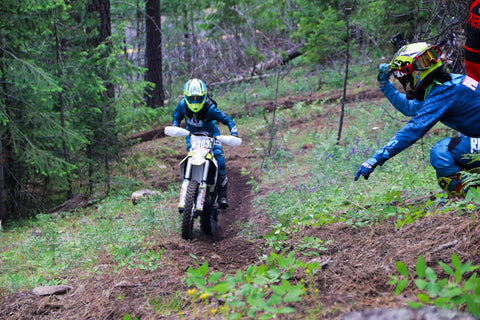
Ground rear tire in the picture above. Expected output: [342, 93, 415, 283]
[200, 195, 217, 236]
[181, 180, 199, 240]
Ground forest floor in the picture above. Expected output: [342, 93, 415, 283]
[1, 88, 479, 319]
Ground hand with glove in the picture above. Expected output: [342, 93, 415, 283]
[354, 158, 378, 181]
[377, 63, 392, 86]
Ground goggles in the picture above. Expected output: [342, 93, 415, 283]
[392, 46, 441, 77]
[186, 95, 205, 104]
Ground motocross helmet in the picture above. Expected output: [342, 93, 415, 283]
[184, 79, 207, 113]
[389, 42, 443, 101]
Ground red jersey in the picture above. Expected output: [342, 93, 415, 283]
[466, 0, 480, 81]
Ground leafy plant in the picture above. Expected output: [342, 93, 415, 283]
[113, 248, 164, 271]
[264, 227, 290, 252]
[389, 253, 480, 317]
[394, 205, 427, 229]
[185, 251, 321, 319]
[465, 187, 480, 204]
[123, 313, 139, 320]
[296, 236, 331, 257]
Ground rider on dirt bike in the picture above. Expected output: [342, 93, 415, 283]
[172, 78, 238, 209]
[354, 42, 480, 198]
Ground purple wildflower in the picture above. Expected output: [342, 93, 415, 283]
[364, 147, 370, 157]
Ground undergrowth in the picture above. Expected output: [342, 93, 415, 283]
[257, 99, 441, 237]
[184, 250, 322, 319]
[389, 253, 480, 317]
[0, 192, 178, 292]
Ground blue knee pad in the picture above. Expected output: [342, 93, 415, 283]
[430, 136, 480, 177]
[430, 138, 461, 177]
[213, 144, 226, 176]
[185, 136, 191, 151]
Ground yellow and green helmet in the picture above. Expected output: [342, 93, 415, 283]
[389, 42, 443, 100]
[184, 79, 207, 113]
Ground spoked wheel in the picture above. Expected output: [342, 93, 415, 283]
[181, 180, 199, 240]
[200, 194, 218, 236]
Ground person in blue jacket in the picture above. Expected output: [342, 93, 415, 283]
[172, 78, 238, 208]
[354, 42, 480, 198]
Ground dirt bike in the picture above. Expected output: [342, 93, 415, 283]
[164, 126, 242, 240]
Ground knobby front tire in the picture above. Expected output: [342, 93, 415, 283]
[181, 180, 199, 240]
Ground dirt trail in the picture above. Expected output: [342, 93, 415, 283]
[162, 161, 264, 274]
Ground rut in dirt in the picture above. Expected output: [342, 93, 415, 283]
[162, 163, 263, 273]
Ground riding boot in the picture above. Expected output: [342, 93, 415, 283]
[437, 173, 468, 199]
[217, 174, 229, 209]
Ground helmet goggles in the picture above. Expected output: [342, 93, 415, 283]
[392, 46, 441, 78]
[186, 95, 206, 104]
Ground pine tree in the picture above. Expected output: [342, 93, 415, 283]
[145, 0, 164, 108]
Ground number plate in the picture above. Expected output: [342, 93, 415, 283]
[191, 136, 214, 150]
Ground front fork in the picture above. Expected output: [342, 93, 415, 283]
[178, 158, 210, 214]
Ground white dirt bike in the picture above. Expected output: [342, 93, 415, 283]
[164, 126, 242, 240]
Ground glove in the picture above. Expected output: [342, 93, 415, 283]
[231, 132, 238, 137]
[354, 158, 378, 181]
[377, 63, 391, 85]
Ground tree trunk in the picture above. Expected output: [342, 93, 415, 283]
[251, 43, 304, 74]
[145, 0, 164, 108]
[337, 9, 351, 145]
[54, 5, 73, 199]
[183, 8, 191, 73]
[0, 70, 14, 220]
[86, 0, 115, 194]
[0, 117, 5, 220]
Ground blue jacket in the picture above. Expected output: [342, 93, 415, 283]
[172, 97, 238, 136]
[373, 74, 480, 165]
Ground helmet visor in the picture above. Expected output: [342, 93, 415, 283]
[392, 46, 441, 78]
[186, 95, 205, 104]
[413, 46, 441, 70]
